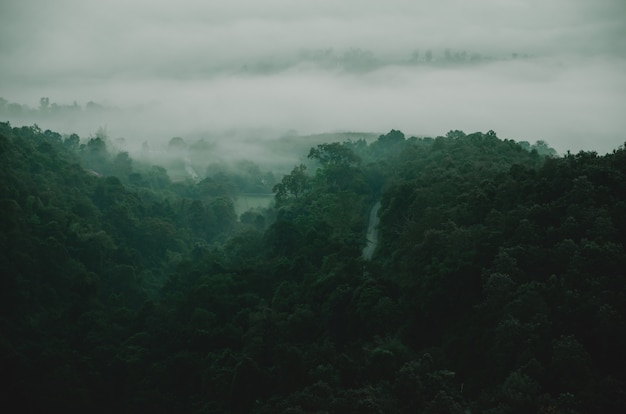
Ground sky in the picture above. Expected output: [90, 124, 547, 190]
[1, 0, 625, 155]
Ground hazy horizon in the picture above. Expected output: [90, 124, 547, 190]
[1, 0, 625, 155]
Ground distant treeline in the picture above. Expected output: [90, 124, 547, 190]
[238, 46, 527, 74]
[1, 121, 624, 413]
[0, 97, 115, 119]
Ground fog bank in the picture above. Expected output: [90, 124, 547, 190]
[1, 0, 625, 155]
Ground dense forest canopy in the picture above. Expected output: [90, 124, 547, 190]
[1, 120, 625, 413]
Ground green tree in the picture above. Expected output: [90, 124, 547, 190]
[273, 164, 310, 204]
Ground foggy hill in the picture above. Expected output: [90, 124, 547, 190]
[2, 121, 625, 412]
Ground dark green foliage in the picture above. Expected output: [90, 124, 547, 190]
[273, 164, 310, 205]
[2, 122, 625, 413]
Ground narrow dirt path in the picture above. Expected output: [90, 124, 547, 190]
[362, 201, 381, 260]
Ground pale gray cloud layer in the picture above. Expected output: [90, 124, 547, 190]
[1, 0, 625, 154]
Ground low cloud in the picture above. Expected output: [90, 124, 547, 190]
[1, 0, 625, 155]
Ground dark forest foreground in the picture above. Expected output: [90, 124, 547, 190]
[1, 122, 625, 413]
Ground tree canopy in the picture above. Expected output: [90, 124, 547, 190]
[2, 121, 625, 413]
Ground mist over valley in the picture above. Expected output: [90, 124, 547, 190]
[2, 1, 626, 413]
[2, 0, 625, 157]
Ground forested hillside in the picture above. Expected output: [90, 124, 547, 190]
[1, 122, 625, 413]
